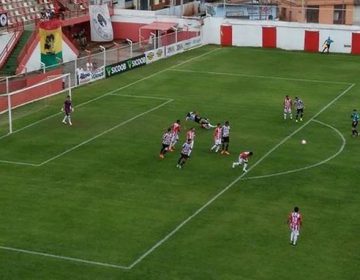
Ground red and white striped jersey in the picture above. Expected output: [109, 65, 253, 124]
[288, 211, 302, 231]
[284, 97, 292, 109]
[214, 127, 222, 140]
[171, 122, 181, 135]
[186, 130, 195, 141]
[240, 151, 252, 160]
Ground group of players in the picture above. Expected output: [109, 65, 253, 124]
[159, 112, 253, 172]
[283, 95, 305, 122]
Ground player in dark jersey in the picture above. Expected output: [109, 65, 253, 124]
[185, 111, 216, 129]
[176, 139, 193, 169]
[351, 109, 359, 137]
[62, 95, 73, 125]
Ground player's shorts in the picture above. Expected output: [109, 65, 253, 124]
[352, 121, 358, 128]
[162, 143, 169, 150]
[238, 157, 248, 164]
[296, 108, 304, 114]
[291, 229, 300, 236]
[222, 136, 230, 144]
[171, 133, 179, 143]
[65, 110, 71, 116]
[180, 153, 189, 159]
[284, 107, 292, 114]
[214, 138, 222, 145]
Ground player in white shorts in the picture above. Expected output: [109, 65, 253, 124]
[232, 151, 253, 172]
[283, 95, 293, 120]
[288, 206, 303, 246]
[210, 123, 222, 152]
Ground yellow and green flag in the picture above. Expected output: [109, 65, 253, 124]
[39, 20, 63, 67]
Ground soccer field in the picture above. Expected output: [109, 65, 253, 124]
[0, 45, 359, 280]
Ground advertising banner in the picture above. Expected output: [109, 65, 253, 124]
[39, 20, 63, 67]
[89, 4, 114, 42]
[105, 55, 146, 78]
[145, 47, 165, 64]
[166, 42, 185, 57]
[77, 66, 105, 85]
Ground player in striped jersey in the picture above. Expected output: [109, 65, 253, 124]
[210, 123, 222, 152]
[288, 206, 303, 246]
[220, 121, 230, 155]
[351, 109, 359, 137]
[159, 128, 172, 159]
[169, 119, 181, 152]
[283, 95, 293, 120]
[176, 139, 193, 169]
[186, 127, 196, 148]
[294, 97, 305, 122]
[232, 151, 253, 172]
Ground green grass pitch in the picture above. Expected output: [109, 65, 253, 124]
[0, 45, 359, 279]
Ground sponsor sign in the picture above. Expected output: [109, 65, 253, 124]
[77, 66, 105, 85]
[145, 47, 165, 64]
[105, 55, 146, 78]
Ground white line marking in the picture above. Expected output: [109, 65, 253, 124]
[0, 159, 39, 166]
[38, 99, 174, 166]
[128, 83, 355, 269]
[169, 69, 352, 85]
[108, 93, 170, 101]
[243, 119, 346, 180]
[0, 47, 220, 141]
[0, 246, 130, 270]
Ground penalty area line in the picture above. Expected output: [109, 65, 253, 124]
[127, 83, 355, 270]
[0, 246, 130, 270]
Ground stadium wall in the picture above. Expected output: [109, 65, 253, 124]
[202, 17, 360, 54]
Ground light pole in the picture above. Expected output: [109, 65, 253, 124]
[99, 45, 106, 67]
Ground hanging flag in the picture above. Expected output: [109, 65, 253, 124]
[39, 20, 63, 67]
[89, 4, 113, 42]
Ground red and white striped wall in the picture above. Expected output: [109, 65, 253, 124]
[203, 18, 360, 54]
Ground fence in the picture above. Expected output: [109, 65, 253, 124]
[0, 29, 201, 95]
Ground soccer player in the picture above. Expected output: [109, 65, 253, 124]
[169, 119, 181, 151]
[283, 95, 293, 120]
[294, 97, 305, 122]
[159, 128, 172, 159]
[232, 151, 253, 172]
[62, 95, 73, 125]
[288, 206, 303, 246]
[351, 109, 359, 137]
[185, 111, 216, 129]
[210, 123, 222, 153]
[176, 138, 193, 169]
[220, 121, 230, 155]
[186, 127, 196, 148]
[321, 36, 334, 54]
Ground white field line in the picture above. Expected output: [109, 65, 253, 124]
[242, 119, 346, 181]
[0, 47, 220, 141]
[37, 99, 174, 166]
[127, 83, 355, 269]
[0, 246, 130, 270]
[108, 93, 170, 100]
[0, 159, 38, 166]
[169, 69, 352, 85]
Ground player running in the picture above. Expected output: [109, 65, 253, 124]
[169, 119, 181, 151]
[283, 95, 293, 120]
[220, 121, 230, 155]
[176, 139, 193, 169]
[287, 206, 303, 246]
[210, 123, 222, 153]
[232, 151, 253, 172]
[186, 127, 196, 148]
[159, 128, 172, 159]
[62, 95, 74, 125]
[351, 109, 359, 137]
[294, 97, 305, 122]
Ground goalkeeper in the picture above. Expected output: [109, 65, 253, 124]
[62, 95, 74, 126]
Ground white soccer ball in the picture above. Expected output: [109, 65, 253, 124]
[301, 139, 307, 144]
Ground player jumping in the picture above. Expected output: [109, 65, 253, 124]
[185, 111, 216, 129]
[232, 151, 253, 172]
[288, 206, 303, 246]
[62, 95, 73, 125]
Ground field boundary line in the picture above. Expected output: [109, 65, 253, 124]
[0, 159, 39, 166]
[108, 94, 170, 100]
[169, 69, 353, 85]
[0, 246, 130, 270]
[127, 83, 355, 269]
[37, 99, 174, 166]
[242, 119, 346, 180]
[0, 47, 220, 141]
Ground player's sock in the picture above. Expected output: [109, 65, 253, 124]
[210, 144, 217, 151]
[232, 162, 239, 168]
[290, 232, 294, 243]
[243, 163, 248, 172]
[215, 145, 220, 153]
[293, 234, 298, 245]
[62, 116, 67, 123]
[68, 117, 72, 125]
[284, 113, 286, 120]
